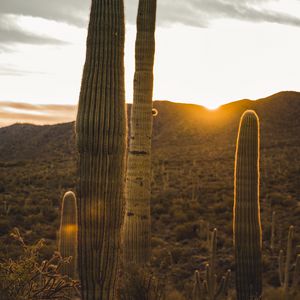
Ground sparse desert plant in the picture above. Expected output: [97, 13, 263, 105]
[0, 228, 79, 300]
[120, 264, 164, 300]
[233, 110, 262, 300]
[1, 200, 11, 216]
[123, 0, 157, 266]
[75, 0, 127, 298]
[278, 226, 300, 299]
[58, 191, 77, 279]
[192, 270, 202, 300]
[192, 229, 231, 300]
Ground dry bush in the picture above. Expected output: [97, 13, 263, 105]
[0, 228, 79, 300]
[120, 264, 165, 300]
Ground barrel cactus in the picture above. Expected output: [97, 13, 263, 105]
[123, 0, 157, 265]
[58, 191, 78, 279]
[75, 0, 126, 298]
[233, 110, 262, 300]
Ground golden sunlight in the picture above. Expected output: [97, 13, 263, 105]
[63, 225, 77, 234]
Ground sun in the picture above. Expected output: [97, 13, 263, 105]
[204, 103, 220, 110]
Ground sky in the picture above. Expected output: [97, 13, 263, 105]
[0, 0, 300, 126]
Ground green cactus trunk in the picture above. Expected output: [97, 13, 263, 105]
[233, 110, 262, 300]
[75, 0, 126, 299]
[58, 191, 78, 279]
[123, 0, 157, 265]
[192, 270, 203, 300]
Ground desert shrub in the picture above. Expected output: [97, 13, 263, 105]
[0, 183, 5, 193]
[0, 228, 79, 300]
[151, 237, 167, 248]
[167, 248, 180, 265]
[119, 265, 164, 300]
[269, 192, 286, 206]
[172, 210, 189, 223]
[175, 223, 199, 241]
[0, 219, 10, 235]
[293, 206, 300, 217]
[263, 287, 300, 300]
[165, 290, 186, 300]
[152, 204, 168, 217]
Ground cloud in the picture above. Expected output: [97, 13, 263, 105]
[0, 65, 48, 76]
[0, 0, 89, 27]
[0, 14, 68, 48]
[1, 0, 300, 29]
[0, 101, 77, 127]
[155, 0, 300, 28]
[0, 0, 299, 53]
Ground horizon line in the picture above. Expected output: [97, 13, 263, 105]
[0, 90, 299, 128]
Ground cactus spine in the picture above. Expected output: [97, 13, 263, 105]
[233, 110, 262, 300]
[75, 0, 126, 299]
[58, 191, 78, 279]
[123, 0, 157, 265]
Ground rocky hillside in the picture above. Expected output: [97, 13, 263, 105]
[0, 91, 299, 298]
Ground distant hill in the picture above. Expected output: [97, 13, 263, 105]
[0, 91, 299, 297]
[1, 91, 299, 161]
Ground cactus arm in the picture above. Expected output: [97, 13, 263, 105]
[279, 249, 285, 287]
[283, 226, 294, 298]
[215, 276, 225, 300]
[292, 254, 300, 290]
[58, 191, 78, 279]
[192, 270, 203, 300]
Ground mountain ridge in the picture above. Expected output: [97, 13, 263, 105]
[1, 90, 299, 129]
[1, 91, 300, 162]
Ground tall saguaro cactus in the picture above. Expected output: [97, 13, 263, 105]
[233, 110, 262, 300]
[58, 191, 78, 279]
[123, 0, 157, 265]
[75, 0, 126, 299]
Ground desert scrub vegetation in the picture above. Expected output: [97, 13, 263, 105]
[119, 265, 164, 300]
[0, 106, 299, 298]
[192, 229, 231, 300]
[0, 228, 79, 300]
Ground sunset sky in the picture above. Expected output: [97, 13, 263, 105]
[0, 0, 300, 126]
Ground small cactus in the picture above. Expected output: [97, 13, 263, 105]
[2, 200, 11, 216]
[192, 270, 203, 300]
[278, 226, 299, 299]
[58, 191, 78, 279]
[233, 110, 262, 300]
[292, 254, 300, 290]
[193, 229, 231, 300]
